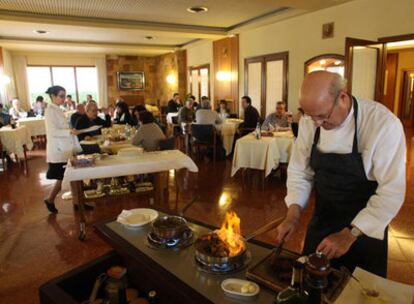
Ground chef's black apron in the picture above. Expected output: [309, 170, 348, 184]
[302, 97, 388, 277]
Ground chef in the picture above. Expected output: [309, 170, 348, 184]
[275, 71, 406, 277]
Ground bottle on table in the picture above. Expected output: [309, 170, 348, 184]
[255, 122, 261, 139]
[274, 259, 308, 304]
[104, 266, 128, 304]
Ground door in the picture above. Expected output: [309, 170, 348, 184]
[383, 53, 399, 111]
[399, 70, 414, 127]
[345, 37, 385, 102]
[246, 61, 263, 115]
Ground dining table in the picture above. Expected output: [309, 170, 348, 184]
[231, 130, 295, 178]
[0, 125, 33, 173]
[18, 117, 46, 137]
[62, 149, 198, 240]
[217, 118, 243, 156]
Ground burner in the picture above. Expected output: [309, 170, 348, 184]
[195, 251, 251, 275]
[146, 228, 194, 250]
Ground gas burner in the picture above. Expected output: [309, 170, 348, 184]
[195, 251, 251, 275]
[146, 228, 194, 250]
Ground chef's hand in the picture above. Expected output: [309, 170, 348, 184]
[275, 204, 302, 244]
[317, 228, 357, 259]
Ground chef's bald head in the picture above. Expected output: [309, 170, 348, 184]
[299, 71, 350, 130]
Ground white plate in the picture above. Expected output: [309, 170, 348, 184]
[221, 279, 260, 299]
[117, 208, 159, 228]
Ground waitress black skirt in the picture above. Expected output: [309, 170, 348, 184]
[46, 162, 66, 180]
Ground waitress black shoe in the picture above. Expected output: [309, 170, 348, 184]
[44, 199, 58, 214]
[73, 203, 95, 211]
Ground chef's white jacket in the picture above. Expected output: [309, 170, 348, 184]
[285, 98, 406, 240]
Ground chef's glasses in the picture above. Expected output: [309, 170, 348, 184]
[302, 92, 341, 123]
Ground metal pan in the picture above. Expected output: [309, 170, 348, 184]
[151, 215, 188, 240]
[194, 232, 247, 266]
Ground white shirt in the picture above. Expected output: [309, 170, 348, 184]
[195, 109, 222, 125]
[45, 103, 80, 163]
[285, 98, 406, 240]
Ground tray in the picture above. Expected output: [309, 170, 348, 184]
[246, 249, 350, 302]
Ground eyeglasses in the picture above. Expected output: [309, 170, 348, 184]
[302, 92, 341, 123]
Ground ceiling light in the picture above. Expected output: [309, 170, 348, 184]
[319, 59, 327, 65]
[187, 6, 208, 14]
[33, 30, 49, 34]
[334, 60, 342, 65]
[144, 36, 155, 40]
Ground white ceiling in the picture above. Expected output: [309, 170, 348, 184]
[0, 0, 353, 55]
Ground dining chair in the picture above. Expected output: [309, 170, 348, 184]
[190, 124, 217, 162]
[0, 139, 6, 172]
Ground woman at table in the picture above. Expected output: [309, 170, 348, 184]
[216, 100, 230, 121]
[131, 104, 147, 127]
[114, 101, 135, 125]
[44, 85, 81, 213]
[132, 111, 165, 151]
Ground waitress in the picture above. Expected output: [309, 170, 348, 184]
[275, 71, 406, 277]
[43, 86, 80, 213]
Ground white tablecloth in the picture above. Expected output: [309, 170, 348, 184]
[166, 112, 178, 124]
[231, 131, 294, 177]
[0, 126, 33, 157]
[18, 117, 46, 137]
[62, 149, 198, 189]
[217, 118, 243, 156]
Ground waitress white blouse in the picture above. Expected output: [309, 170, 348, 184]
[45, 103, 80, 163]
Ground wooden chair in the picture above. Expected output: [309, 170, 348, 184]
[0, 139, 6, 172]
[190, 124, 217, 162]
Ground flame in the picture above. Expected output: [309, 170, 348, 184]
[215, 212, 245, 256]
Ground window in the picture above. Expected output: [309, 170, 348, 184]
[305, 54, 345, 76]
[189, 64, 210, 102]
[26, 66, 98, 104]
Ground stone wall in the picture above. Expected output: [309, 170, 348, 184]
[106, 50, 187, 107]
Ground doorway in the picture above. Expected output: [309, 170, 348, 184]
[345, 34, 414, 128]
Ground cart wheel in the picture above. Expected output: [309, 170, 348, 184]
[78, 230, 86, 241]
[78, 221, 86, 241]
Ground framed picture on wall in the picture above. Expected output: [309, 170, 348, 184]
[117, 71, 145, 90]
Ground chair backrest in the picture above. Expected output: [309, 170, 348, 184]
[229, 113, 238, 119]
[191, 124, 214, 143]
[159, 137, 175, 150]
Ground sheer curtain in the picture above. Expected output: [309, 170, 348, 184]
[95, 57, 108, 107]
[12, 55, 30, 110]
[0, 49, 17, 106]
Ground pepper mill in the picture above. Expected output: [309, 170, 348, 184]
[304, 252, 330, 304]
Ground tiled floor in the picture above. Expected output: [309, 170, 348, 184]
[0, 129, 413, 304]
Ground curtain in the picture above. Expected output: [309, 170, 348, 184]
[0, 49, 17, 106]
[12, 55, 30, 110]
[95, 57, 108, 107]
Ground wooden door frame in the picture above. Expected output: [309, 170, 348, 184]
[398, 69, 414, 127]
[344, 37, 385, 102]
[378, 33, 414, 43]
[244, 51, 289, 118]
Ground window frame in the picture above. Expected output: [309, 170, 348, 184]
[304, 53, 345, 75]
[189, 64, 210, 102]
[27, 64, 97, 104]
